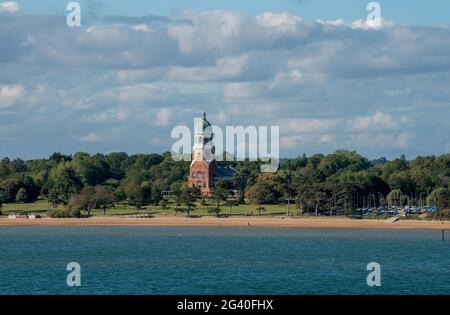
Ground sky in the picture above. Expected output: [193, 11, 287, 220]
[1, 0, 450, 160]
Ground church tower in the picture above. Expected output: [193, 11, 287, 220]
[188, 112, 218, 196]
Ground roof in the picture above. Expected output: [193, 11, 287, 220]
[214, 166, 240, 179]
[195, 111, 212, 134]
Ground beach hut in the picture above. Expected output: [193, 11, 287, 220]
[8, 212, 27, 219]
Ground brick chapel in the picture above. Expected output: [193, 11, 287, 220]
[188, 112, 238, 196]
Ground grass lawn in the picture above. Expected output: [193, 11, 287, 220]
[90, 198, 291, 217]
[1, 198, 293, 217]
[1, 200, 57, 215]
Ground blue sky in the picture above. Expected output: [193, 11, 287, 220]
[1, 1, 450, 160]
[16, 0, 450, 26]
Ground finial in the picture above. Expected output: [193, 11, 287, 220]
[203, 111, 206, 119]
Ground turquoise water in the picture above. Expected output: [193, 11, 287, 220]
[0, 227, 449, 295]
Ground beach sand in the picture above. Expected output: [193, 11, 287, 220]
[1, 215, 450, 230]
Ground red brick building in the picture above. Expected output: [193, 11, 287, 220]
[188, 112, 238, 196]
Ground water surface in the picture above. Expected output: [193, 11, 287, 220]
[0, 227, 449, 294]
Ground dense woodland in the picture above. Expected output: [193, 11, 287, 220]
[0, 150, 450, 217]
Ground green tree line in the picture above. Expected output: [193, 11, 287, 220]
[0, 150, 449, 216]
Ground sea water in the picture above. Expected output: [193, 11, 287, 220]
[0, 226, 449, 294]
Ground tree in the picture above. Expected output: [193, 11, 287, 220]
[276, 170, 295, 216]
[208, 207, 221, 217]
[150, 184, 162, 205]
[9, 159, 26, 173]
[387, 189, 406, 207]
[123, 179, 150, 209]
[427, 188, 450, 210]
[93, 186, 116, 215]
[22, 176, 39, 202]
[170, 181, 183, 215]
[159, 199, 168, 215]
[2, 147, 450, 220]
[0, 188, 7, 211]
[106, 152, 128, 179]
[318, 150, 370, 177]
[15, 188, 27, 203]
[231, 174, 245, 204]
[67, 186, 96, 216]
[0, 178, 21, 203]
[296, 181, 328, 216]
[256, 206, 267, 216]
[200, 198, 208, 206]
[212, 180, 228, 210]
[388, 171, 415, 198]
[48, 167, 83, 205]
[334, 183, 359, 214]
[225, 199, 236, 216]
[50, 152, 72, 163]
[180, 185, 196, 217]
[247, 172, 286, 205]
[72, 152, 111, 186]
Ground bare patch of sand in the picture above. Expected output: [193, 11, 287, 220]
[1, 216, 449, 230]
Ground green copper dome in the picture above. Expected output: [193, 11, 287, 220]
[195, 112, 212, 134]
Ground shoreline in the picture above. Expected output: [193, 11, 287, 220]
[1, 216, 450, 230]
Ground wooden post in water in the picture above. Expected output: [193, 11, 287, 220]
[442, 230, 445, 242]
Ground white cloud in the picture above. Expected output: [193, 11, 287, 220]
[0, 10, 449, 158]
[0, 1, 19, 13]
[0, 84, 24, 108]
[155, 107, 173, 127]
[115, 84, 163, 103]
[318, 134, 336, 144]
[168, 10, 246, 55]
[350, 18, 393, 30]
[211, 110, 228, 123]
[80, 132, 102, 142]
[131, 24, 153, 33]
[256, 11, 301, 32]
[349, 111, 407, 132]
[350, 132, 413, 149]
[223, 82, 263, 99]
[350, 111, 395, 131]
[281, 135, 306, 149]
[227, 102, 276, 116]
[275, 112, 415, 153]
[148, 137, 165, 146]
[278, 118, 343, 134]
[167, 55, 249, 82]
[315, 17, 393, 30]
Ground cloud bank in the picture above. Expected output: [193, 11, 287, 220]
[1, 8, 450, 159]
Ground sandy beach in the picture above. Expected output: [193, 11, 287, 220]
[1, 215, 450, 230]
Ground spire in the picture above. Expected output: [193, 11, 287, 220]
[195, 111, 211, 134]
